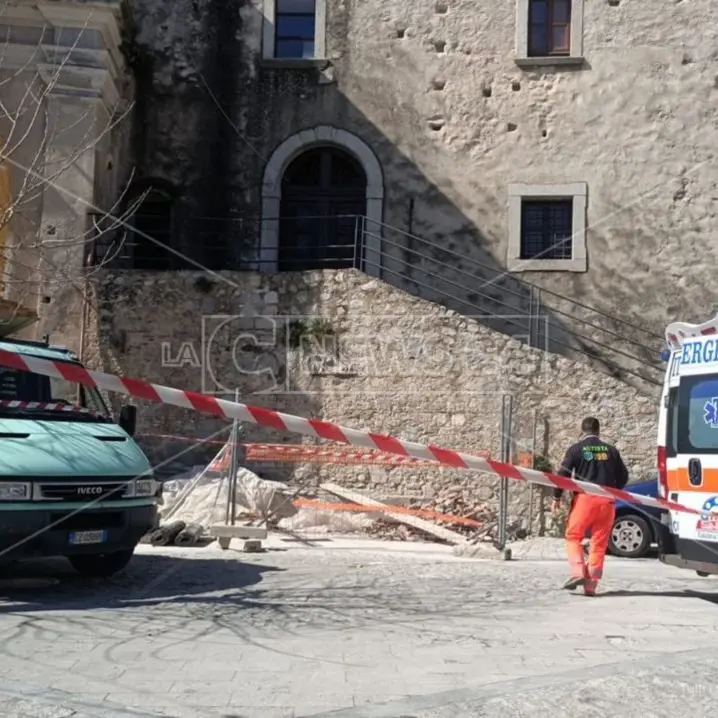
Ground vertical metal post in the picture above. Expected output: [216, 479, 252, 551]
[352, 215, 360, 270]
[542, 313, 550, 356]
[223, 440, 232, 525]
[528, 408, 538, 536]
[223, 431, 232, 526]
[527, 286, 534, 348]
[360, 215, 366, 273]
[529, 287, 536, 347]
[497, 394, 513, 550]
[225, 388, 242, 526]
[529, 286, 542, 349]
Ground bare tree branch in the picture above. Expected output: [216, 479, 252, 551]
[0, 10, 142, 324]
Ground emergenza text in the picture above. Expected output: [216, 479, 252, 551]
[680, 339, 718, 366]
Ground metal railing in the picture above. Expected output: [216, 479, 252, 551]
[94, 213, 664, 388]
[354, 215, 664, 388]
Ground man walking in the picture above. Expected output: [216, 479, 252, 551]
[551, 417, 629, 596]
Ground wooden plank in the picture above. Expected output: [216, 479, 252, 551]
[319, 482, 469, 546]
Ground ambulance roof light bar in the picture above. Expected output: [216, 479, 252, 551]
[665, 312, 718, 352]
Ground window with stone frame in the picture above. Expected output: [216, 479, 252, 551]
[519, 199, 573, 260]
[275, 0, 316, 59]
[515, 0, 583, 66]
[528, 0, 571, 57]
[507, 183, 587, 272]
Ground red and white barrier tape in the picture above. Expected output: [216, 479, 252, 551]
[243, 442, 491, 466]
[0, 348, 697, 516]
[135, 435, 471, 466]
[0, 399, 103, 416]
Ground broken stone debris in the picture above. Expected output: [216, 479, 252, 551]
[155, 459, 525, 548]
[279, 483, 529, 545]
[317, 483, 470, 546]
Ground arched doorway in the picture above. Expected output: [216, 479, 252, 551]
[278, 147, 367, 271]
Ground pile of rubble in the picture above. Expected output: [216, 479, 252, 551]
[277, 484, 498, 544]
[365, 521, 426, 542]
[411, 488, 498, 538]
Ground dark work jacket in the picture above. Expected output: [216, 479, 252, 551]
[553, 434, 629, 500]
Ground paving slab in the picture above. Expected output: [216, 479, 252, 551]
[0, 536, 715, 717]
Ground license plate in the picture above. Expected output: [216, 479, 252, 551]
[69, 530, 107, 545]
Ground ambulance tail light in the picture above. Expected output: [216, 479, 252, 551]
[657, 445, 668, 498]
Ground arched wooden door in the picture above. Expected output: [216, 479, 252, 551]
[279, 147, 367, 271]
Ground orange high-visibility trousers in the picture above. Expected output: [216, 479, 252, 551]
[565, 494, 615, 591]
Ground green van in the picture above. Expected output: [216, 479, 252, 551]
[0, 336, 160, 577]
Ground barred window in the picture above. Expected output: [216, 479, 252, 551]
[520, 199, 573, 260]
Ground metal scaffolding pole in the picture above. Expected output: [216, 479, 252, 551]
[497, 394, 513, 550]
[225, 389, 243, 526]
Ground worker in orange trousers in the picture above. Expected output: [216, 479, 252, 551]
[552, 417, 629, 596]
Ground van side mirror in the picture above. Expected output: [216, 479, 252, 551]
[119, 405, 137, 437]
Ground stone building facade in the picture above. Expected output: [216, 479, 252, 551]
[4, 0, 713, 526]
[83, 268, 658, 531]
[101, 0, 717, 385]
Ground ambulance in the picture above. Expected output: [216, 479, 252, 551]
[657, 313, 718, 576]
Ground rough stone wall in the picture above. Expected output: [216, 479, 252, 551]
[121, 0, 717, 386]
[328, 0, 718, 334]
[122, 0, 251, 263]
[85, 269, 658, 531]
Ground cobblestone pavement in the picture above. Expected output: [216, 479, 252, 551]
[0, 536, 716, 718]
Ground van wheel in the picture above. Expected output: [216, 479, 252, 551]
[609, 514, 651, 558]
[697, 571, 710, 577]
[68, 549, 135, 577]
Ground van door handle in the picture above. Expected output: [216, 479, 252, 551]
[688, 458, 703, 487]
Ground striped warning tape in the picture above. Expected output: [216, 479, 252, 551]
[135, 434, 488, 466]
[243, 443, 491, 466]
[0, 348, 697, 516]
[0, 399, 103, 416]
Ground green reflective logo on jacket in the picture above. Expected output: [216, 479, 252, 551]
[582, 445, 610, 461]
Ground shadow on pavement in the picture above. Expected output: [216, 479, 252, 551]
[599, 588, 718, 605]
[0, 551, 284, 613]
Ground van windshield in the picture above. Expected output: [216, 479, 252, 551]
[677, 375, 718, 453]
[0, 365, 111, 422]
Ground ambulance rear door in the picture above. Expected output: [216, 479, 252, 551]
[671, 339, 718, 555]
[661, 350, 680, 517]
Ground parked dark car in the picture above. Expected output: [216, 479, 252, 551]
[607, 478, 666, 559]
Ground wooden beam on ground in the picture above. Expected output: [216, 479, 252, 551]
[319, 482, 469, 546]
